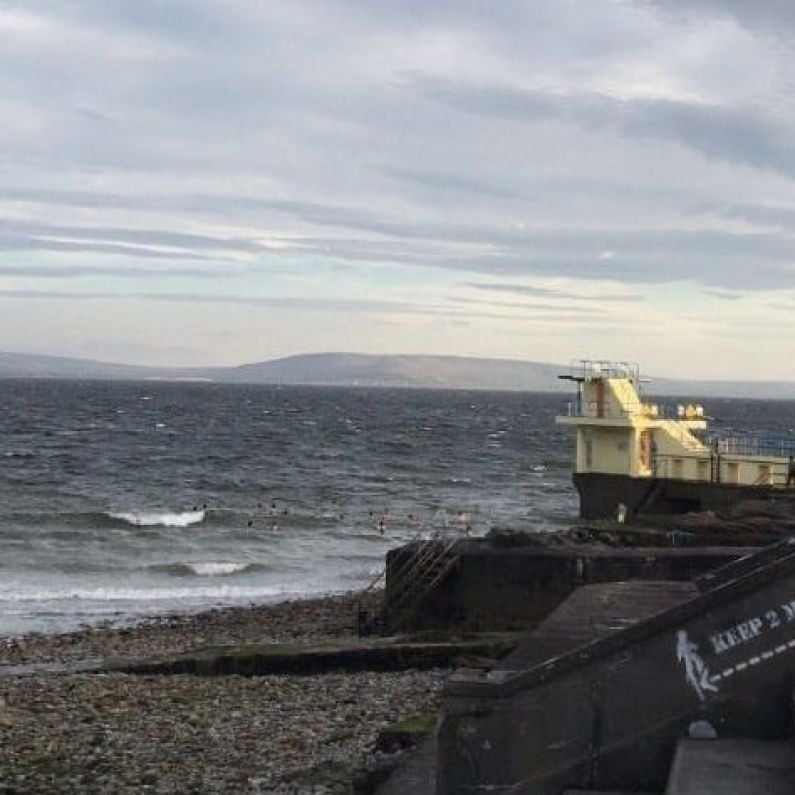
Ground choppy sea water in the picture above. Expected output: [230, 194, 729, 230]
[0, 380, 792, 637]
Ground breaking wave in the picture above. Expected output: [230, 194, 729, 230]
[149, 561, 267, 577]
[0, 584, 285, 602]
[108, 510, 205, 528]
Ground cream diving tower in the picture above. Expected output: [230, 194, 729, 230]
[556, 361, 795, 519]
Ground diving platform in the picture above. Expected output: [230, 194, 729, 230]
[556, 360, 795, 519]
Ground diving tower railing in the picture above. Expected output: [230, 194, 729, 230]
[709, 433, 795, 459]
[561, 401, 705, 421]
[566, 359, 641, 382]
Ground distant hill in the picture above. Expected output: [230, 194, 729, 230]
[0, 352, 164, 380]
[218, 353, 564, 391]
[650, 377, 795, 401]
[0, 351, 794, 399]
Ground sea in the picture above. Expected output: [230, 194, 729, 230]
[0, 379, 793, 638]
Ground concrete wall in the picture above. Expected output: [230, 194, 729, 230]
[384, 540, 744, 632]
[579, 426, 634, 475]
[572, 471, 793, 519]
[437, 550, 795, 793]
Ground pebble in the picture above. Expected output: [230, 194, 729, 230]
[0, 592, 449, 792]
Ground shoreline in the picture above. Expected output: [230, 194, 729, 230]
[1, 590, 445, 793]
[1, 590, 381, 666]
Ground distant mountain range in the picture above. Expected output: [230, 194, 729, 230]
[0, 351, 793, 399]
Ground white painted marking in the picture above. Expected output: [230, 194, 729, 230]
[677, 630, 718, 700]
[761, 651, 774, 660]
[736, 662, 748, 671]
[749, 656, 761, 665]
[775, 645, 787, 654]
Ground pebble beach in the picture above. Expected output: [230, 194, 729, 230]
[0, 593, 448, 793]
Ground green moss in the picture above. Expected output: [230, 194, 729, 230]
[375, 712, 438, 752]
[383, 712, 437, 736]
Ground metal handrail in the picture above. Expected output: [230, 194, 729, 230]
[388, 537, 460, 613]
[652, 452, 791, 486]
[388, 547, 462, 633]
[387, 538, 451, 603]
[356, 525, 465, 635]
[562, 401, 704, 421]
[709, 433, 795, 458]
[570, 359, 640, 382]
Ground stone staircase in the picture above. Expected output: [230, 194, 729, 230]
[564, 737, 795, 794]
[659, 419, 708, 453]
[436, 537, 795, 794]
[664, 738, 795, 794]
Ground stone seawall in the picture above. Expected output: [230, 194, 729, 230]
[384, 539, 746, 632]
[573, 471, 793, 519]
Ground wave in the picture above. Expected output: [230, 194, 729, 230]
[0, 583, 286, 603]
[148, 561, 268, 577]
[108, 510, 205, 528]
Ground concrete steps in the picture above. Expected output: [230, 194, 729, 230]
[564, 738, 795, 794]
[664, 739, 795, 795]
[438, 538, 795, 793]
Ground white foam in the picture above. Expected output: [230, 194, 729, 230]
[187, 561, 250, 576]
[110, 510, 205, 527]
[0, 584, 283, 602]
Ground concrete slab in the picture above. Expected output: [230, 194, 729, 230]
[498, 580, 698, 672]
[665, 739, 795, 795]
[94, 633, 520, 677]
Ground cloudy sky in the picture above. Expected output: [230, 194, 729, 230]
[3, 1, 795, 378]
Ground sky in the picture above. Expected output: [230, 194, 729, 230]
[3, 1, 795, 379]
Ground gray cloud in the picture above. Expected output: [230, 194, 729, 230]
[291, 229, 795, 290]
[702, 289, 745, 301]
[646, 1, 795, 37]
[140, 292, 637, 326]
[693, 201, 795, 232]
[407, 74, 795, 180]
[4, 191, 795, 291]
[0, 287, 624, 327]
[3, 1, 795, 370]
[381, 167, 522, 200]
[0, 263, 232, 279]
[465, 282, 642, 302]
[450, 295, 604, 317]
[0, 235, 212, 261]
[0, 216, 271, 262]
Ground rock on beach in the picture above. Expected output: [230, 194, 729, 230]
[0, 592, 448, 793]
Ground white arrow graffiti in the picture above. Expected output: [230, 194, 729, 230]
[676, 630, 719, 701]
